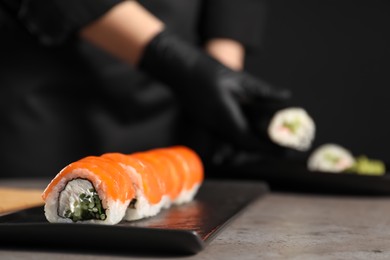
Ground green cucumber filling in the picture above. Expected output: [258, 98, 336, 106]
[64, 189, 106, 222]
[282, 118, 301, 134]
[323, 152, 341, 164]
[58, 179, 106, 222]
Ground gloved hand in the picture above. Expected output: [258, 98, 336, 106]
[139, 29, 291, 151]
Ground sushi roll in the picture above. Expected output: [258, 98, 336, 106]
[267, 107, 315, 151]
[42, 156, 135, 225]
[307, 143, 355, 173]
[42, 146, 204, 224]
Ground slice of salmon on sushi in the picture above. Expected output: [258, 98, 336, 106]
[152, 146, 204, 205]
[132, 150, 183, 207]
[42, 156, 136, 225]
[148, 148, 185, 201]
[102, 153, 167, 221]
[130, 152, 170, 207]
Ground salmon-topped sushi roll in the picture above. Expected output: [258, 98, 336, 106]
[41, 145, 204, 225]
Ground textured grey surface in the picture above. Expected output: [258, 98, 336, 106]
[2, 180, 390, 259]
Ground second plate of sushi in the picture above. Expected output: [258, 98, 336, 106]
[214, 103, 389, 195]
[207, 143, 390, 195]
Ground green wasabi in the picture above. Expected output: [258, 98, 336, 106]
[345, 155, 386, 176]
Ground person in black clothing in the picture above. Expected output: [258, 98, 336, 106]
[0, 0, 289, 178]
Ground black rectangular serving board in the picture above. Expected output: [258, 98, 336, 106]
[208, 158, 390, 195]
[0, 180, 268, 255]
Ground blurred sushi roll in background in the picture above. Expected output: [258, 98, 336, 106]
[267, 107, 315, 151]
[308, 143, 386, 175]
[42, 146, 204, 225]
[307, 143, 355, 173]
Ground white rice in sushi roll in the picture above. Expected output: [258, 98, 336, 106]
[307, 143, 356, 173]
[267, 107, 315, 151]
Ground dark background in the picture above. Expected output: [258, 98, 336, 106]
[246, 0, 390, 161]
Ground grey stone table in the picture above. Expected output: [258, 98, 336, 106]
[1, 178, 390, 259]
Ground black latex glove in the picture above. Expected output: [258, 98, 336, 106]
[139, 29, 290, 150]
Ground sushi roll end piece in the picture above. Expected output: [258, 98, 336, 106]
[43, 161, 132, 225]
[307, 143, 355, 173]
[267, 107, 315, 151]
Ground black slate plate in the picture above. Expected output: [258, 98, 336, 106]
[207, 158, 390, 195]
[0, 180, 268, 255]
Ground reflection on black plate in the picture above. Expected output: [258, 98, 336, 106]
[0, 180, 268, 255]
[207, 158, 390, 195]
